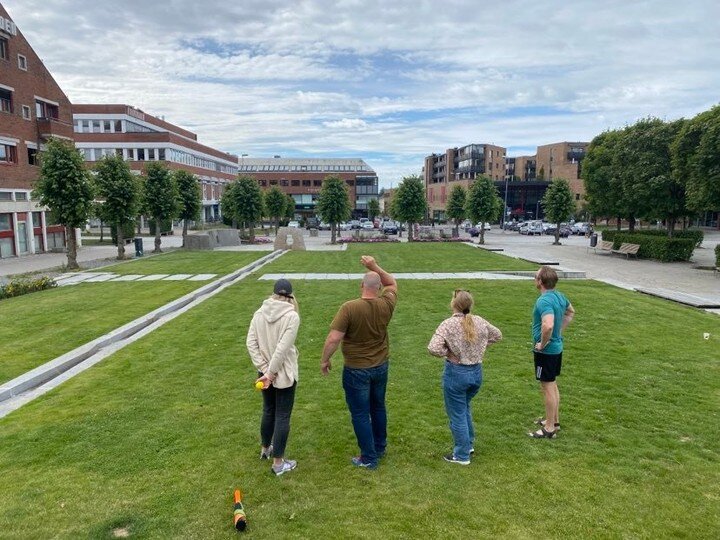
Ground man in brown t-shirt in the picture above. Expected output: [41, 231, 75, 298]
[321, 255, 397, 469]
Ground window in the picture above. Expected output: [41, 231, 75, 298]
[158, 148, 165, 160]
[17, 54, 27, 70]
[0, 213, 11, 230]
[259, 180, 267, 187]
[0, 37, 7, 60]
[313, 180, 322, 186]
[21, 105, 30, 120]
[27, 147, 38, 166]
[575, 193, 580, 201]
[0, 192, 11, 201]
[270, 180, 278, 185]
[291, 180, 299, 186]
[15, 192, 27, 201]
[114, 120, 122, 132]
[0, 88, 11, 113]
[302, 180, 311, 187]
[0, 144, 17, 163]
[137, 149, 145, 161]
[35, 100, 59, 120]
[0, 237, 14, 258]
[280, 179, 288, 186]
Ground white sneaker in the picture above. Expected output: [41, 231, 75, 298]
[272, 459, 297, 476]
[260, 445, 273, 460]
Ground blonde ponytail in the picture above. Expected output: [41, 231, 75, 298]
[451, 290, 477, 342]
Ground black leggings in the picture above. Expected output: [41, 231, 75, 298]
[261, 381, 296, 458]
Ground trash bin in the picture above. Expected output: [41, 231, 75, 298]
[589, 232, 598, 247]
[134, 237, 144, 257]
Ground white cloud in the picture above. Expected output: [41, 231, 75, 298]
[3, 0, 719, 189]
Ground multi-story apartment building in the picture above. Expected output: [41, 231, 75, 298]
[72, 105, 238, 222]
[424, 144, 506, 221]
[505, 155, 537, 181]
[535, 142, 588, 202]
[238, 157, 378, 219]
[0, 3, 72, 258]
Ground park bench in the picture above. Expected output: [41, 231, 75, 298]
[611, 242, 640, 259]
[590, 240, 614, 254]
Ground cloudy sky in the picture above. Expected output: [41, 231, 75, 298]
[5, 0, 719, 187]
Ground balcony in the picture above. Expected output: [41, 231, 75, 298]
[37, 117, 74, 140]
[566, 152, 585, 163]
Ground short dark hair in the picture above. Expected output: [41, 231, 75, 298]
[536, 266, 558, 289]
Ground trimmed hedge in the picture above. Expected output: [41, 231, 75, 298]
[601, 231, 695, 262]
[0, 277, 57, 301]
[716, 244, 720, 267]
[608, 228, 704, 247]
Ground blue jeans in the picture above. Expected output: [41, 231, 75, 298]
[443, 361, 483, 461]
[342, 362, 388, 465]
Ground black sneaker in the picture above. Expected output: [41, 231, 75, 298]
[443, 453, 470, 465]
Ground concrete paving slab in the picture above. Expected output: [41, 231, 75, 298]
[137, 274, 170, 281]
[187, 274, 218, 281]
[110, 275, 144, 282]
[635, 288, 720, 308]
[84, 273, 119, 282]
[163, 274, 194, 281]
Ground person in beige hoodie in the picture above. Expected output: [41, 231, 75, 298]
[246, 279, 300, 476]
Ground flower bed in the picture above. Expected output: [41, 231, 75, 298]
[242, 236, 273, 244]
[337, 236, 400, 243]
[412, 237, 467, 242]
[0, 276, 57, 301]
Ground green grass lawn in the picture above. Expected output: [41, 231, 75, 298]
[260, 243, 538, 273]
[100, 251, 265, 275]
[0, 281, 200, 385]
[1, 271, 718, 538]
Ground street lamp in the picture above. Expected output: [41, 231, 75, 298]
[502, 177, 509, 232]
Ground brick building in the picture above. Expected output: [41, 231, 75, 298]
[0, 4, 72, 258]
[505, 155, 537, 181]
[423, 144, 506, 221]
[238, 157, 378, 219]
[535, 142, 588, 203]
[72, 105, 238, 222]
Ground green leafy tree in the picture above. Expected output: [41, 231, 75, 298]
[541, 178, 575, 245]
[367, 198, 380, 221]
[391, 175, 427, 241]
[232, 175, 265, 242]
[94, 154, 140, 259]
[466, 175, 502, 245]
[265, 186, 287, 233]
[674, 105, 720, 227]
[446, 184, 467, 237]
[33, 138, 94, 269]
[284, 194, 296, 222]
[144, 162, 179, 253]
[174, 170, 202, 246]
[220, 181, 237, 228]
[316, 175, 351, 244]
[582, 129, 623, 225]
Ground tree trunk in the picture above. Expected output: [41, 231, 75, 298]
[628, 216, 636, 233]
[554, 221, 561, 245]
[453, 219, 459, 238]
[117, 223, 126, 260]
[275, 218, 279, 235]
[99, 220, 104, 242]
[668, 217, 676, 238]
[249, 221, 255, 243]
[137, 216, 142, 235]
[66, 225, 79, 270]
[616, 216, 621, 231]
[331, 223, 336, 244]
[408, 222, 413, 241]
[479, 226, 485, 245]
[182, 219, 188, 248]
[154, 220, 162, 253]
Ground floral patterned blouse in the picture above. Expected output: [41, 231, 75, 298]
[427, 313, 502, 365]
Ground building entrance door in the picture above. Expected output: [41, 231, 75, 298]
[17, 222, 29, 254]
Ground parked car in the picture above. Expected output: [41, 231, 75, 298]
[382, 221, 399, 234]
[361, 221, 374, 230]
[318, 222, 331, 231]
[305, 217, 319, 229]
[350, 220, 361, 229]
[461, 219, 473, 232]
[287, 220, 300, 228]
[545, 224, 571, 238]
[571, 222, 593, 235]
[511, 221, 525, 232]
[521, 221, 543, 235]
[338, 222, 352, 231]
[475, 222, 492, 231]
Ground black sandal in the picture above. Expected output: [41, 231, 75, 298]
[533, 418, 561, 430]
[528, 427, 557, 439]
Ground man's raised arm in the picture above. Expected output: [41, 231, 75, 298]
[360, 256, 397, 294]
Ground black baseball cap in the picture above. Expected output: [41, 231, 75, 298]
[274, 279, 293, 298]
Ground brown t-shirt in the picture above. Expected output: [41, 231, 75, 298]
[330, 289, 397, 369]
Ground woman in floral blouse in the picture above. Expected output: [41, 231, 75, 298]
[427, 289, 502, 465]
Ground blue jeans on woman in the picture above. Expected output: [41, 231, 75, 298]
[443, 361, 483, 461]
[342, 362, 389, 466]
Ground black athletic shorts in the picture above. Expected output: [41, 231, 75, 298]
[534, 351, 562, 382]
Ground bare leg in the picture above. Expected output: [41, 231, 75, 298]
[542, 381, 558, 430]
